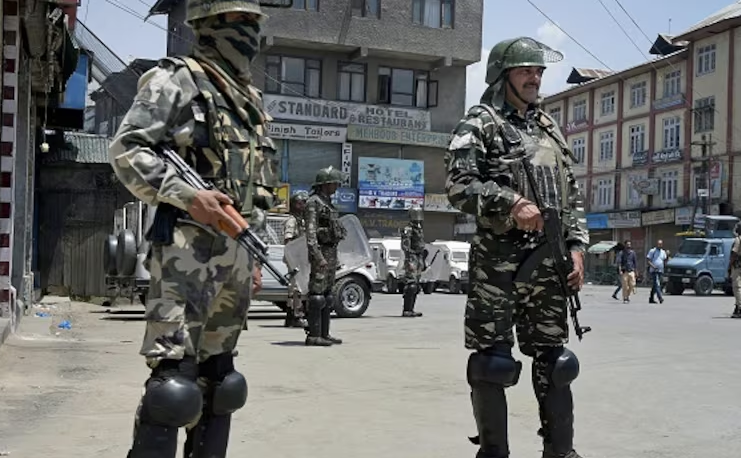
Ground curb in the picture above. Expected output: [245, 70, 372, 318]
[0, 318, 10, 348]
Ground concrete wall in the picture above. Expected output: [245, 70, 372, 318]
[166, 0, 482, 65]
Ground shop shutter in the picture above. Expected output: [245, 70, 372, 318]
[286, 140, 342, 186]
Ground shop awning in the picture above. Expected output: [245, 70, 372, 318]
[587, 241, 619, 254]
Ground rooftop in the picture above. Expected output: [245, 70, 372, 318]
[674, 1, 741, 40]
[41, 131, 111, 165]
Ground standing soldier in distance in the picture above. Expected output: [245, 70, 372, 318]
[283, 191, 309, 328]
[304, 167, 348, 346]
[108, 1, 279, 457]
[444, 37, 589, 458]
[401, 205, 425, 317]
[727, 222, 741, 318]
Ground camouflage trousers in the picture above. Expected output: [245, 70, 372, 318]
[403, 252, 424, 284]
[465, 230, 569, 355]
[141, 221, 253, 364]
[308, 244, 338, 295]
[288, 278, 305, 317]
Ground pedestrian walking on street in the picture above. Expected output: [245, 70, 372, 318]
[108, 1, 278, 456]
[727, 223, 741, 318]
[445, 37, 589, 458]
[646, 240, 667, 304]
[400, 205, 425, 317]
[611, 242, 624, 300]
[304, 166, 347, 346]
[620, 240, 637, 303]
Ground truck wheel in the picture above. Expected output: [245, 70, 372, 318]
[666, 281, 684, 295]
[115, 230, 138, 277]
[333, 275, 371, 318]
[449, 276, 461, 294]
[694, 275, 714, 296]
[104, 235, 118, 275]
[386, 275, 398, 294]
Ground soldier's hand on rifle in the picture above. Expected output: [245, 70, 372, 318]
[252, 263, 262, 295]
[188, 190, 243, 236]
[567, 251, 585, 291]
[510, 196, 544, 232]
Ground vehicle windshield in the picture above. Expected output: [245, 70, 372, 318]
[451, 251, 468, 262]
[676, 240, 708, 257]
[387, 249, 401, 261]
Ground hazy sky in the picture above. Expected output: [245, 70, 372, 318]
[83, 0, 735, 110]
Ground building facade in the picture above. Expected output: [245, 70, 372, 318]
[149, 0, 483, 241]
[543, 5, 741, 271]
[0, 1, 81, 330]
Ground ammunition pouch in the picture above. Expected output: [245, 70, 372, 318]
[146, 203, 185, 247]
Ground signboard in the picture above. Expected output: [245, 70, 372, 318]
[264, 94, 431, 131]
[652, 148, 682, 163]
[641, 208, 674, 226]
[710, 160, 722, 198]
[630, 176, 659, 195]
[290, 185, 358, 213]
[357, 210, 409, 238]
[267, 122, 346, 143]
[357, 157, 424, 210]
[270, 184, 291, 213]
[424, 193, 458, 213]
[586, 213, 609, 229]
[346, 125, 450, 149]
[608, 211, 642, 228]
[675, 204, 720, 226]
[341, 143, 352, 187]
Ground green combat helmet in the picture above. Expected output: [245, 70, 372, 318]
[289, 191, 309, 211]
[186, 0, 266, 25]
[312, 166, 345, 187]
[484, 37, 564, 85]
[409, 205, 424, 223]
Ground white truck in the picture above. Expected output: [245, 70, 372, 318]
[424, 240, 470, 294]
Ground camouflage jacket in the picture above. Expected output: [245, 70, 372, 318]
[283, 213, 306, 244]
[108, 57, 278, 225]
[401, 224, 425, 255]
[305, 192, 346, 260]
[444, 103, 589, 252]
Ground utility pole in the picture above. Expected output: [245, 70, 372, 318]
[690, 133, 716, 233]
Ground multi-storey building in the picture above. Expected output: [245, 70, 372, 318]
[543, 4, 741, 268]
[148, 0, 483, 240]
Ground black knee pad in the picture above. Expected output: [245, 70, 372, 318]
[308, 294, 325, 311]
[467, 347, 522, 388]
[142, 358, 203, 427]
[537, 347, 580, 388]
[324, 293, 335, 310]
[199, 353, 249, 416]
[212, 370, 248, 415]
[404, 283, 419, 296]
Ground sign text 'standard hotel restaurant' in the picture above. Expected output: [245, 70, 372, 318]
[263, 94, 462, 242]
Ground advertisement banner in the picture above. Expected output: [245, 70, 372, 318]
[357, 157, 424, 210]
[264, 94, 430, 131]
[290, 185, 357, 213]
[641, 208, 674, 226]
[267, 122, 347, 143]
[341, 143, 352, 187]
[424, 193, 458, 212]
[347, 125, 450, 148]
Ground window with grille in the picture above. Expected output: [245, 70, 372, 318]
[338, 62, 366, 103]
[663, 70, 681, 97]
[660, 170, 679, 202]
[697, 44, 716, 75]
[630, 81, 647, 108]
[600, 90, 615, 116]
[573, 99, 587, 122]
[378, 66, 438, 108]
[629, 124, 645, 154]
[352, 0, 380, 18]
[412, 0, 454, 28]
[599, 131, 614, 162]
[662, 116, 681, 149]
[572, 137, 585, 165]
[694, 96, 715, 132]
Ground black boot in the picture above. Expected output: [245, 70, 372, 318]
[283, 308, 295, 328]
[732, 306, 741, 318]
[321, 301, 343, 344]
[402, 283, 423, 317]
[469, 384, 510, 458]
[534, 353, 581, 458]
[306, 295, 332, 346]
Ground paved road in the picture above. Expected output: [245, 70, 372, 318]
[0, 286, 739, 457]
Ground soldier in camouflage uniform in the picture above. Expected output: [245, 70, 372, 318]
[401, 205, 425, 317]
[283, 191, 309, 328]
[304, 167, 348, 346]
[108, 1, 280, 457]
[444, 37, 589, 458]
[727, 222, 741, 318]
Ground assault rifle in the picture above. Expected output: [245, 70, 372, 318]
[513, 157, 592, 341]
[147, 145, 298, 288]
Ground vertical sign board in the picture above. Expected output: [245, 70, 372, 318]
[341, 143, 352, 187]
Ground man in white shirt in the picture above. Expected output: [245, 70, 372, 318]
[646, 239, 668, 304]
